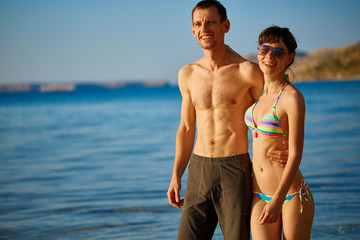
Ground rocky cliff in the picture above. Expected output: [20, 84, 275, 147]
[290, 41, 360, 81]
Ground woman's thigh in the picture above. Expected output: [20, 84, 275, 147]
[251, 196, 282, 240]
[282, 191, 315, 240]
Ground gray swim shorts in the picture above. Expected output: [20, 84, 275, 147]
[177, 153, 252, 240]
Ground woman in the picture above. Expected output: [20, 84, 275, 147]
[244, 26, 315, 240]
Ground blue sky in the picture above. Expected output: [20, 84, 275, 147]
[0, 0, 359, 84]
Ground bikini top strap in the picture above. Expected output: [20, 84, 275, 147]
[254, 90, 265, 106]
[272, 75, 289, 111]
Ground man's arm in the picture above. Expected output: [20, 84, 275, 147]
[249, 62, 264, 102]
[226, 44, 264, 101]
[227, 45, 264, 102]
[268, 140, 289, 167]
[167, 66, 196, 208]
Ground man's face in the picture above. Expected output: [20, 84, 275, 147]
[192, 6, 228, 49]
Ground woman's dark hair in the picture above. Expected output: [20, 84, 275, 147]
[192, 0, 227, 22]
[258, 26, 297, 67]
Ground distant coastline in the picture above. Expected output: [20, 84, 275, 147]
[0, 80, 171, 93]
[1, 42, 359, 93]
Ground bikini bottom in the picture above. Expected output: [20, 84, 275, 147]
[253, 179, 311, 213]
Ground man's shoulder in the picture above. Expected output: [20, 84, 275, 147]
[180, 57, 203, 70]
[177, 61, 200, 89]
[179, 62, 195, 74]
[226, 53, 259, 73]
[237, 59, 260, 72]
[229, 59, 262, 83]
[179, 59, 204, 79]
[231, 59, 263, 90]
[226, 45, 259, 69]
[237, 58, 260, 75]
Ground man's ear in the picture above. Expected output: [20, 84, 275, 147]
[223, 19, 230, 33]
[192, 26, 196, 38]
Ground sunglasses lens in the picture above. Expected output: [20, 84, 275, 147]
[257, 45, 286, 59]
[257, 45, 270, 55]
[273, 48, 286, 59]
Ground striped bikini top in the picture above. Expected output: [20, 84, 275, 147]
[244, 78, 288, 138]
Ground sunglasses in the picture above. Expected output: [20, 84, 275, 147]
[257, 45, 287, 59]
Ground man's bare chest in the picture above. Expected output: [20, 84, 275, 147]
[190, 78, 243, 110]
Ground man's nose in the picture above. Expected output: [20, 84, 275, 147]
[200, 23, 210, 31]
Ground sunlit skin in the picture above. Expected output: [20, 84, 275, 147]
[250, 38, 315, 240]
[167, 6, 264, 208]
[167, 7, 290, 211]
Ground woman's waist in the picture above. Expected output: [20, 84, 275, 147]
[252, 138, 288, 153]
[252, 168, 304, 194]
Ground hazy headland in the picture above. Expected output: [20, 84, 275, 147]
[1, 42, 359, 93]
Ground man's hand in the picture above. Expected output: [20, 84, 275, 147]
[268, 140, 289, 168]
[167, 178, 184, 208]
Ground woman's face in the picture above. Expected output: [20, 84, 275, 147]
[257, 37, 294, 76]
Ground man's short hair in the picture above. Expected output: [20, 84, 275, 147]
[192, 0, 227, 22]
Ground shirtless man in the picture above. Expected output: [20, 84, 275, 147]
[167, 1, 287, 239]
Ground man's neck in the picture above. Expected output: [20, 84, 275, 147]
[202, 44, 227, 70]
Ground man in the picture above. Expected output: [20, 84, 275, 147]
[167, 1, 287, 239]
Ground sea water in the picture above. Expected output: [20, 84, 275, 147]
[0, 80, 359, 239]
